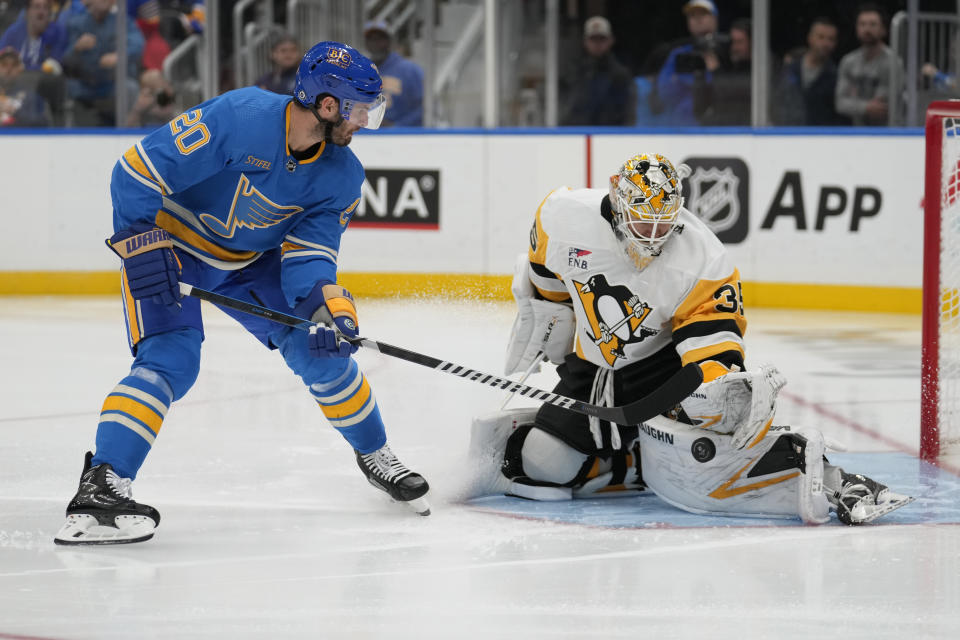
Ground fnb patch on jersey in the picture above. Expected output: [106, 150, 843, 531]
[568, 247, 591, 268]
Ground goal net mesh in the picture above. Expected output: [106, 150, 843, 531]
[935, 115, 960, 453]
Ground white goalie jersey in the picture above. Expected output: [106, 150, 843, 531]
[527, 187, 746, 375]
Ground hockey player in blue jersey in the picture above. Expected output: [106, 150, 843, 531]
[54, 41, 430, 546]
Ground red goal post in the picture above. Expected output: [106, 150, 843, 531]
[922, 100, 960, 462]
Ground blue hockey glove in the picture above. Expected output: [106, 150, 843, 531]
[295, 281, 360, 358]
[107, 226, 182, 312]
[308, 324, 356, 358]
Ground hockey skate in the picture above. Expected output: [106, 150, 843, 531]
[826, 468, 915, 525]
[54, 452, 160, 545]
[355, 444, 431, 516]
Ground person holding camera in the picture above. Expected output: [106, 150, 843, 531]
[654, 0, 725, 127]
[125, 68, 176, 127]
[695, 18, 752, 126]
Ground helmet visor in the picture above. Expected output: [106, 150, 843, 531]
[341, 94, 386, 129]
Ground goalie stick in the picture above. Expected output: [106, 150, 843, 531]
[178, 283, 703, 424]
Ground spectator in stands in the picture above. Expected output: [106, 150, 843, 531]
[363, 20, 423, 127]
[0, 0, 67, 72]
[654, 0, 725, 127]
[63, 0, 144, 126]
[835, 3, 904, 126]
[255, 32, 300, 96]
[560, 15, 635, 126]
[773, 18, 847, 126]
[125, 67, 175, 126]
[128, 0, 171, 71]
[695, 17, 751, 126]
[0, 46, 50, 126]
[921, 35, 960, 98]
[154, 1, 204, 55]
[0, 0, 68, 124]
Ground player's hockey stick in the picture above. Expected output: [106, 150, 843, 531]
[178, 283, 703, 424]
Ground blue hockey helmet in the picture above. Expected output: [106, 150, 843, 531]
[294, 41, 386, 129]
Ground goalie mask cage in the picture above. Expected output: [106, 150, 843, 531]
[922, 101, 960, 462]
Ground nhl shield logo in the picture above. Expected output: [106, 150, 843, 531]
[688, 167, 740, 233]
[682, 157, 750, 243]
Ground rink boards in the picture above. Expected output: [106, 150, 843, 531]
[465, 453, 960, 528]
[0, 127, 925, 311]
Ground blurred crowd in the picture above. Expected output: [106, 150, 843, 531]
[0, 0, 956, 129]
[0, 0, 203, 126]
[562, 0, 928, 127]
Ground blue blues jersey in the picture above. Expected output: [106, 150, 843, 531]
[110, 87, 363, 308]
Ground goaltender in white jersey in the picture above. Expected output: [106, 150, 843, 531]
[472, 153, 912, 525]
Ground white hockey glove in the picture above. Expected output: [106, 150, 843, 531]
[504, 254, 575, 375]
[679, 364, 786, 449]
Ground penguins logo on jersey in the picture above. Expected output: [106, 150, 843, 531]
[198, 174, 304, 238]
[573, 274, 658, 365]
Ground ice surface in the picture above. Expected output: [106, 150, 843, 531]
[0, 297, 957, 640]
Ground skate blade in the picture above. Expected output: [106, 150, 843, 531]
[404, 496, 431, 516]
[850, 493, 916, 524]
[54, 513, 156, 546]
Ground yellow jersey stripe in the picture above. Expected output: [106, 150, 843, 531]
[535, 286, 572, 302]
[679, 340, 745, 367]
[326, 396, 378, 428]
[112, 384, 169, 417]
[100, 396, 164, 434]
[122, 146, 162, 189]
[528, 190, 560, 268]
[699, 360, 733, 383]
[318, 376, 372, 420]
[136, 141, 172, 194]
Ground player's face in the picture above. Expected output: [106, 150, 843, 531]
[625, 220, 673, 242]
[326, 117, 361, 146]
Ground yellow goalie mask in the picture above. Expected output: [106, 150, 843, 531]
[610, 154, 690, 269]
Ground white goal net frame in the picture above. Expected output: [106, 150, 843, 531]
[922, 100, 960, 461]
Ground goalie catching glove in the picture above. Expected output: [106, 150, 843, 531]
[107, 226, 182, 312]
[294, 281, 360, 358]
[679, 363, 786, 449]
[504, 254, 576, 375]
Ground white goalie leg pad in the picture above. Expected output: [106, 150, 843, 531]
[467, 408, 539, 498]
[54, 513, 157, 545]
[638, 415, 806, 520]
[468, 408, 585, 501]
[504, 254, 576, 375]
[797, 429, 830, 524]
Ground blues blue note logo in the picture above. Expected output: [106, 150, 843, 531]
[198, 174, 303, 238]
